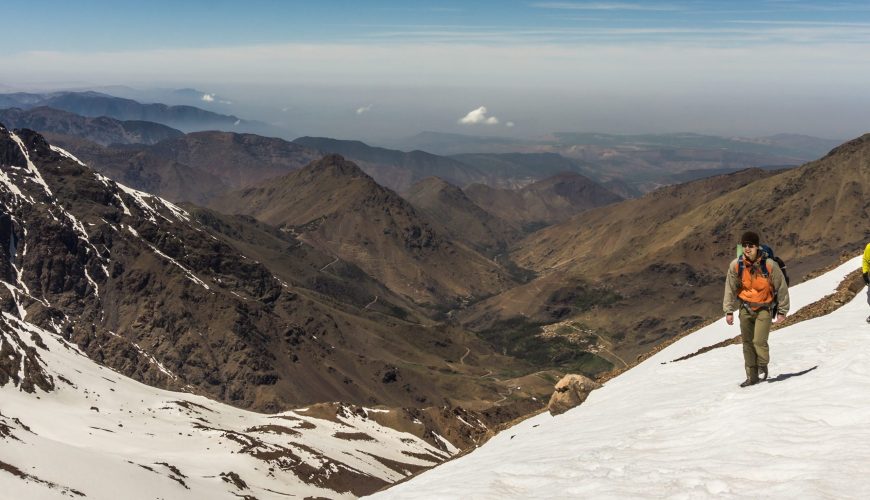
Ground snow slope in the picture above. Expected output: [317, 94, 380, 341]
[371, 256, 870, 499]
[0, 307, 453, 499]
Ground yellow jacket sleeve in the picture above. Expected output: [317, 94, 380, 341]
[863, 243, 870, 273]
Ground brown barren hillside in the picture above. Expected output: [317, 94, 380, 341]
[465, 172, 623, 230]
[405, 176, 521, 257]
[461, 134, 870, 362]
[43, 130, 322, 204]
[145, 130, 322, 188]
[211, 155, 518, 307]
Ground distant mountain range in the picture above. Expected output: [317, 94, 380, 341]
[293, 136, 489, 193]
[0, 91, 287, 137]
[396, 130, 843, 160]
[391, 131, 841, 194]
[0, 106, 183, 145]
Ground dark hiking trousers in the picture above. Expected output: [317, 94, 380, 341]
[740, 307, 771, 372]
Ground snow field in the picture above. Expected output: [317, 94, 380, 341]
[371, 256, 870, 499]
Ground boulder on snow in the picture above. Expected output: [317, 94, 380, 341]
[547, 374, 602, 416]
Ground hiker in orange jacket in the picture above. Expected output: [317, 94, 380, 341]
[723, 231, 790, 387]
[863, 242, 870, 323]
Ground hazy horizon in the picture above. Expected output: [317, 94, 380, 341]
[3, 0, 869, 143]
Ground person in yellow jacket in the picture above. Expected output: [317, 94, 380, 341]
[863, 242, 870, 323]
[723, 231, 790, 387]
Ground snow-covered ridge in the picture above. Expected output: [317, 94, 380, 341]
[371, 256, 870, 499]
[2, 128, 215, 309]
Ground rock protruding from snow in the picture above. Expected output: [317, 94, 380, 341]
[547, 374, 601, 416]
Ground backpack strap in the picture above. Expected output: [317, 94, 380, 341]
[736, 256, 773, 283]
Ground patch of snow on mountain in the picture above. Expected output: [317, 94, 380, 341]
[49, 145, 87, 167]
[9, 131, 53, 197]
[143, 241, 211, 291]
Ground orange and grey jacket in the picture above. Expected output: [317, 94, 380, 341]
[723, 257, 790, 315]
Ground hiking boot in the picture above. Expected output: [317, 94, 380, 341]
[739, 366, 759, 388]
[758, 366, 768, 381]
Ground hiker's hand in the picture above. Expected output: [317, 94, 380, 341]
[725, 313, 734, 325]
[776, 313, 786, 323]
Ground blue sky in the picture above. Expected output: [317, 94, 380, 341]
[8, 0, 870, 50]
[3, 1, 870, 139]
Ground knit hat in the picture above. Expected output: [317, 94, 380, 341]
[740, 231, 760, 246]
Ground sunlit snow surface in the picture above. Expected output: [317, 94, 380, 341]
[371, 256, 870, 499]
[0, 319, 449, 499]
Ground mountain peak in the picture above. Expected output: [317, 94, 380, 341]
[310, 153, 368, 178]
[412, 176, 455, 191]
[822, 132, 870, 159]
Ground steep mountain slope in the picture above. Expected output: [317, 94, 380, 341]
[465, 172, 624, 230]
[405, 177, 521, 257]
[462, 134, 869, 362]
[372, 258, 869, 499]
[0, 125, 534, 414]
[210, 155, 518, 308]
[293, 136, 488, 192]
[188, 208, 427, 322]
[0, 106, 183, 145]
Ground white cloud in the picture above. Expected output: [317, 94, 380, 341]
[506, 121, 515, 127]
[459, 106, 499, 125]
[201, 93, 215, 102]
[356, 104, 373, 114]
